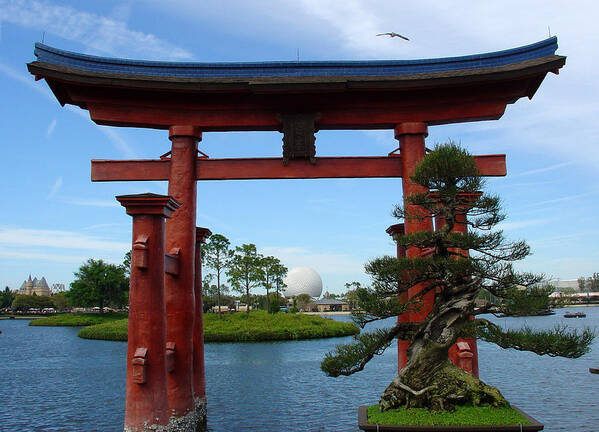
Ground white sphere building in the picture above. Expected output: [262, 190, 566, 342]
[283, 267, 323, 298]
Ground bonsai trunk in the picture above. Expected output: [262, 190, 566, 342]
[380, 288, 507, 411]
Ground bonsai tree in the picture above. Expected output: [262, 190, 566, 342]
[321, 143, 594, 412]
[500, 283, 556, 316]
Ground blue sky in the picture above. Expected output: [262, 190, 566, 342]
[0, 0, 598, 294]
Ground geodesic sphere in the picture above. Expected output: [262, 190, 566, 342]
[283, 267, 323, 298]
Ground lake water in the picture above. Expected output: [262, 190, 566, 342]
[1, 308, 598, 431]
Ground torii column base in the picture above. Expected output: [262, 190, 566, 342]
[124, 399, 206, 432]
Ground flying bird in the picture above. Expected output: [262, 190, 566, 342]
[376, 32, 409, 41]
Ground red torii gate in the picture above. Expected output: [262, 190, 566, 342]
[28, 38, 564, 432]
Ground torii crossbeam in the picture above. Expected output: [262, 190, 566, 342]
[91, 154, 506, 182]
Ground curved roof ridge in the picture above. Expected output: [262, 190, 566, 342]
[32, 37, 558, 79]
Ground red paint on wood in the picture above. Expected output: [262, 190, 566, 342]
[193, 227, 212, 400]
[87, 100, 509, 131]
[117, 193, 180, 431]
[393, 123, 435, 374]
[448, 338, 478, 378]
[396, 123, 435, 326]
[90, 155, 506, 182]
[435, 195, 480, 377]
[164, 250, 180, 276]
[92, 159, 170, 181]
[165, 128, 200, 417]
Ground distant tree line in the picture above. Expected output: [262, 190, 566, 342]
[578, 273, 599, 292]
[202, 234, 288, 317]
[2, 257, 130, 314]
[3, 233, 296, 317]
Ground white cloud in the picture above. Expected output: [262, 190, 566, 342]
[0, 249, 87, 263]
[45, 118, 57, 137]
[260, 245, 364, 276]
[296, 0, 397, 58]
[82, 223, 128, 231]
[496, 218, 553, 231]
[0, 0, 192, 60]
[0, 61, 54, 98]
[61, 197, 120, 208]
[0, 227, 129, 252]
[64, 106, 137, 159]
[511, 162, 575, 178]
[521, 191, 598, 209]
[508, 180, 561, 188]
[47, 176, 62, 199]
[96, 126, 137, 159]
[0, 62, 137, 158]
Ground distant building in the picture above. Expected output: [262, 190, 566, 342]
[51, 283, 66, 293]
[312, 298, 350, 313]
[18, 275, 51, 297]
[283, 267, 323, 298]
[551, 280, 579, 291]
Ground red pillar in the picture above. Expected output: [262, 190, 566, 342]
[117, 193, 180, 432]
[394, 122, 434, 374]
[193, 227, 212, 403]
[386, 223, 410, 371]
[438, 203, 480, 378]
[165, 126, 201, 422]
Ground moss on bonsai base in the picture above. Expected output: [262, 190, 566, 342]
[366, 404, 531, 427]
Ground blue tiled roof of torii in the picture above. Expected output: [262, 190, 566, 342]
[33, 37, 558, 79]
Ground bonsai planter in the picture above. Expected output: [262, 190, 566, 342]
[358, 406, 544, 432]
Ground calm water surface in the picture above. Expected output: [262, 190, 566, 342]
[1, 308, 598, 431]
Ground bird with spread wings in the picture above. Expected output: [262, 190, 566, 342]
[376, 32, 409, 41]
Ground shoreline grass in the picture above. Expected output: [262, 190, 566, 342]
[75, 311, 359, 342]
[79, 318, 128, 341]
[29, 312, 127, 327]
[367, 404, 531, 426]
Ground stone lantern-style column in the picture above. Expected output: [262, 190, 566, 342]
[116, 193, 180, 432]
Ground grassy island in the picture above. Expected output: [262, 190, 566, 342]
[366, 404, 531, 427]
[29, 312, 127, 327]
[202, 311, 359, 342]
[34, 311, 359, 342]
[78, 318, 128, 341]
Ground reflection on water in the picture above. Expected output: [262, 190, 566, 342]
[0, 308, 597, 431]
